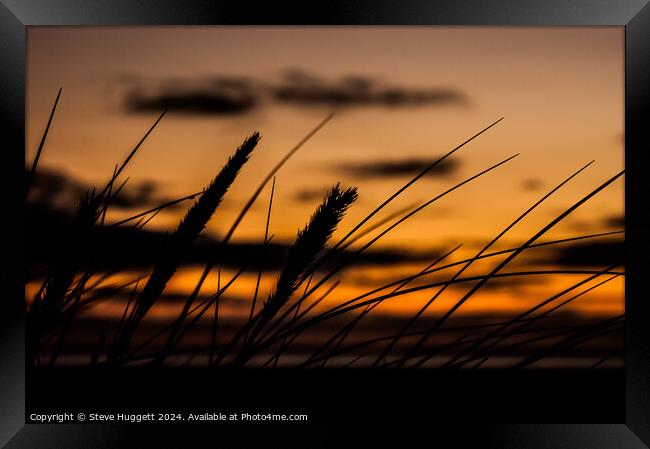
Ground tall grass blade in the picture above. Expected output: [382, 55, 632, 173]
[259, 153, 518, 346]
[245, 177, 276, 342]
[109, 132, 260, 363]
[384, 161, 594, 367]
[26, 88, 62, 196]
[246, 184, 357, 349]
[185, 114, 335, 314]
[422, 170, 625, 338]
[100, 110, 167, 197]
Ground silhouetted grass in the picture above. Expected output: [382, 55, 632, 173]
[232, 183, 358, 365]
[27, 191, 102, 366]
[108, 132, 260, 364]
[379, 161, 596, 368]
[26, 88, 62, 196]
[443, 268, 621, 369]
[26, 91, 624, 369]
[255, 152, 520, 347]
[245, 177, 277, 345]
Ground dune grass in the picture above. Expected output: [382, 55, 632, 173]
[26, 91, 625, 369]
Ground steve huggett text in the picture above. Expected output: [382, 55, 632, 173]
[29, 412, 309, 423]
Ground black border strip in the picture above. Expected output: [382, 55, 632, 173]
[625, 2, 650, 445]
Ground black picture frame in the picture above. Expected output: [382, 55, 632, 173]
[1, 1, 648, 447]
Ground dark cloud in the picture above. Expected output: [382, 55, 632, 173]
[27, 203, 441, 275]
[347, 267, 548, 292]
[122, 70, 469, 115]
[27, 167, 88, 210]
[550, 241, 624, 267]
[335, 157, 460, 179]
[522, 178, 544, 191]
[527, 239, 624, 268]
[27, 167, 180, 212]
[293, 187, 330, 203]
[565, 221, 592, 232]
[271, 69, 468, 108]
[460, 276, 548, 292]
[109, 179, 180, 210]
[125, 76, 258, 115]
[602, 214, 624, 228]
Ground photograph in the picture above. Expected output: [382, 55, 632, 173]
[26, 26, 624, 372]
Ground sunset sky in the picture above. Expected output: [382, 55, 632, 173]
[26, 26, 624, 333]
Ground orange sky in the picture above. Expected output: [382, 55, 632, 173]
[26, 26, 624, 320]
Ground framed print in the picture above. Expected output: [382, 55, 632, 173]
[1, 1, 649, 447]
